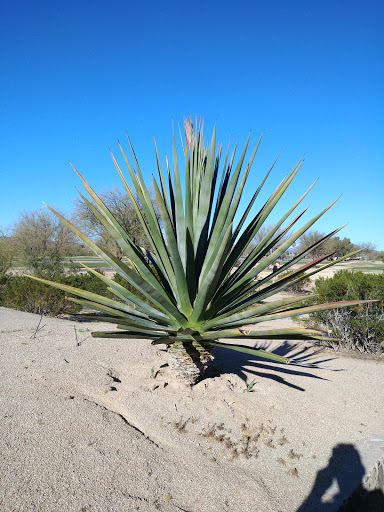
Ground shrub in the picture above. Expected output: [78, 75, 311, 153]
[0, 273, 81, 316]
[303, 270, 384, 353]
[0, 271, 109, 317]
[0, 273, 9, 286]
[0, 235, 14, 274]
[66, 271, 109, 297]
[0, 251, 13, 274]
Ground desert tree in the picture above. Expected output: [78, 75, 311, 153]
[72, 186, 159, 259]
[355, 242, 382, 261]
[0, 227, 15, 274]
[12, 208, 78, 273]
[245, 223, 294, 260]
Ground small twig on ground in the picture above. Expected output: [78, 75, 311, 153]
[74, 325, 80, 346]
[30, 313, 46, 339]
[74, 325, 90, 346]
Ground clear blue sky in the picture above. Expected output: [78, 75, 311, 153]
[1, 0, 383, 249]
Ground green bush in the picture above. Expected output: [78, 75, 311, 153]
[0, 271, 109, 316]
[0, 273, 9, 286]
[304, 270, 384, 353]
[0, 266, 159, 317]
[65, 271, 109, 297]
[0, 273, 80, 316]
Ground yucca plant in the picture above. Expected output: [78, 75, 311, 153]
[28, 120, 370, 385]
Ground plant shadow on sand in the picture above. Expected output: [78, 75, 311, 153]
[201, 341, 342, 391]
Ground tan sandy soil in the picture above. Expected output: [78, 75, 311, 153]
[0, 302, 383, 512]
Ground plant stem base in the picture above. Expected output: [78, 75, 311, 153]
[167, 340, 214, 385]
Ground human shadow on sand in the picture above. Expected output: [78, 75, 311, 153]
[202, 340, 340, 391]
[296, 443, 384, 512]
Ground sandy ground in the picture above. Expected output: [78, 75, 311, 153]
[1, 302, 383, 512]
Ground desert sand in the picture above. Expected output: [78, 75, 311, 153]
[0, 301, 383, 512]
